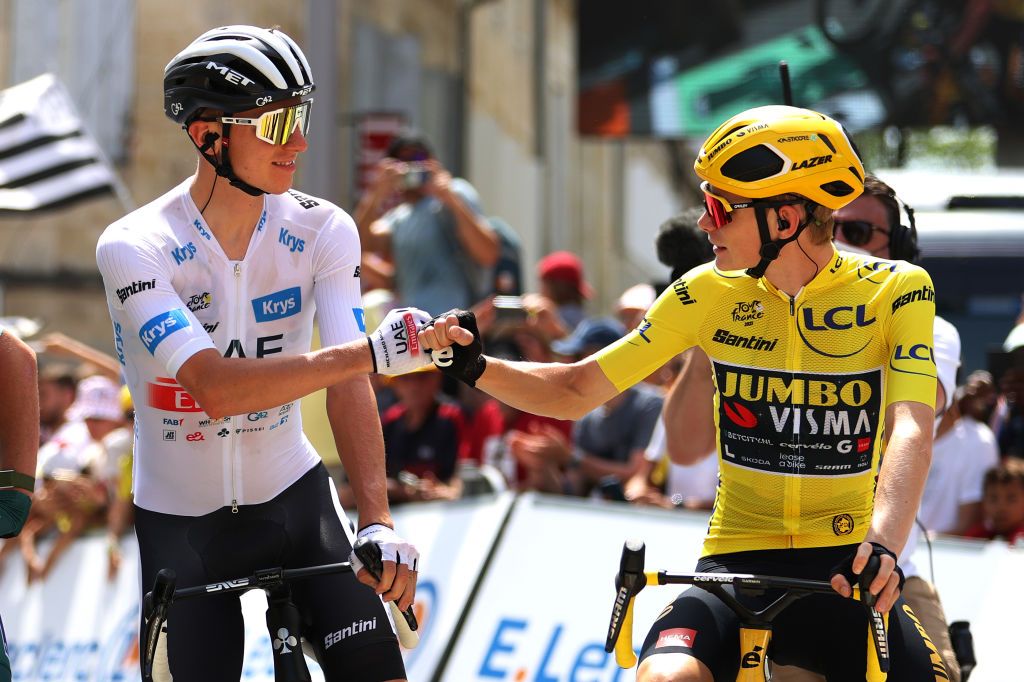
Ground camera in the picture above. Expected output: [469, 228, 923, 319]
[401, 162, 431, 190]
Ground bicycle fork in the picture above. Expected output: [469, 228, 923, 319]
[737, 626, 772, 681]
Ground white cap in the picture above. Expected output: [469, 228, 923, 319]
[68, 375, 124, 422]
[1004, 322, 1024, 353]
[616, 283, 656, 312]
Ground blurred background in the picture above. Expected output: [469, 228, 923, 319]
[2, 1, 1024, 680]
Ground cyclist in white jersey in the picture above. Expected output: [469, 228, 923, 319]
[96, 26, 440, 681]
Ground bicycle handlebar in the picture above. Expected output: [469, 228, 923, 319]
[605, 540, 891, 681]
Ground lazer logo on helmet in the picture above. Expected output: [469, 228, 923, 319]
[793, 155, 833, 170]
[139, 309, 190, 354]
[204, 62, 254, 87]
[252, 287, 301, 322]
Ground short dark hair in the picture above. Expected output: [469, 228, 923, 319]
[983, 459, 1024, 491]
[39, 364, 77, 393]
[385, 130, 433, 160]
[860, 175, 902, 232]
[656, 207, 714, 281]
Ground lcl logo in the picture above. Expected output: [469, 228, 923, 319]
[801, 305, 875, 331]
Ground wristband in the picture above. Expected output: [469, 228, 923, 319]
[0, 469, 35, 493]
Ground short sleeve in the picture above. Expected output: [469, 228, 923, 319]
[885, 265, 938, 408]
[96, 231, 215, 376]
[310, 210, 366, 347]
[596, 273, 706, 392]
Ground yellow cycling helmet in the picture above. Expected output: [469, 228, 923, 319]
[694, 105, 864, 210]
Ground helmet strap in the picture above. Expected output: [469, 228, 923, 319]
[188, 124, 266, 197]
[744, 204, 813, 279]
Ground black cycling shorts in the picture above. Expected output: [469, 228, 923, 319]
[638, 545, 948, 681]
[135, 463, 406, 682]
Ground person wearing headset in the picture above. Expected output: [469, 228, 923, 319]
[420, 105, 947, 680]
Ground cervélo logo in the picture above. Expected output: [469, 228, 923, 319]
[252, 287, 301, 322]
[139, 309, 189, 354]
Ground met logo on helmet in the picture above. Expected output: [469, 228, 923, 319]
[205, 62, 254, 87]
[291, 85, 313, 97]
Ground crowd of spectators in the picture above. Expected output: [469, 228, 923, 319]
[4, 136, 1024, 586]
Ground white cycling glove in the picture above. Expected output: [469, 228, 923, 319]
[350, 523, 420, 574]
[367, 307, 433, 375]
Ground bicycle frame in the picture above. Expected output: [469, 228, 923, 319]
[605, 540, 891, 682]
[142, 539, 419, 682]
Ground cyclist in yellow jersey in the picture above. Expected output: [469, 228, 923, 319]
[420, 106, 947, 680]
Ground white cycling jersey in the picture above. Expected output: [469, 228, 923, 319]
[97, 179, 366, 516]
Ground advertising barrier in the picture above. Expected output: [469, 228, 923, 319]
[0, 492, 1020, 680]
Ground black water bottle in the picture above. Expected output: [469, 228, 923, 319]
[948, 621, 976, 680]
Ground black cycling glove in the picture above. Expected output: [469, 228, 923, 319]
[426, 309, 486, 387]
[829, 541, 906, 598]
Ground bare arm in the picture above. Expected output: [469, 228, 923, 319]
[868, 400, 935, 555]
[662, 347, 716, 465]
[832, 400, 935, 613]
[351, 160, 402, 255]
[428, 164, 499, 267]
[176, 339, 374, 419]
[0, 331, 39, 490]
[474, 356, 619, 421]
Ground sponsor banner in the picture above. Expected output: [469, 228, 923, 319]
[714, 362, 882, 476]
[439, 493, 708, 682]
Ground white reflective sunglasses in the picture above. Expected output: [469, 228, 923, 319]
[220, 99, 313, 145]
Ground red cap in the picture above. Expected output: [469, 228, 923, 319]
[537, 251, 593, 298]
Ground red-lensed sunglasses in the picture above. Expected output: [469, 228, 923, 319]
[700, 181, 757, 228]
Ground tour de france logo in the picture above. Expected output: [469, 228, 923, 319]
[832, 513, 855, 536]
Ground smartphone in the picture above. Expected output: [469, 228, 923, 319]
[401, 162, 432, 190]
[493, 295, 528, 322]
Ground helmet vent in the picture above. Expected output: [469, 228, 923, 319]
[820, 180, 855, 197]
[721, 145, 785, 182]
[818, 134, 837, 154]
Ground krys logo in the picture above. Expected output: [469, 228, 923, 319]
[253, 287, 301, 322]
[797, 304, 876, 358]
[170, 242, 197, 265]
[140, 309, 190, 354]
[279, 227, 305, 253]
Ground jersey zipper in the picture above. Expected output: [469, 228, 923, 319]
[230, 261, 243, 514]
[784, 289, 803, 548]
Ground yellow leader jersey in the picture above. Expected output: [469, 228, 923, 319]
[597, 248, 937, 556]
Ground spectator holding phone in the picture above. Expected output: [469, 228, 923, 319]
[353, 131, 499, 312]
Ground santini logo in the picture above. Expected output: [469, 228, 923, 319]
[891, 284, 934, 313]
[139, 310, 190, 354]
[324, 618, 377, 649]
[252, 287, 301, 322]
[712, 329, 778, 352]
[116, 279, 155, 304]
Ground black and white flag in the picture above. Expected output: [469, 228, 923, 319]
[0, 73, 121, 214]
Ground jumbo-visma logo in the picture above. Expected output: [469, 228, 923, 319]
[139, 309, 190, 354]
[252, 287, 301, 322]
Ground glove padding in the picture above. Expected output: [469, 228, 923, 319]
[368, 308, 433, 376]
[829, 541, 906, 599]
[426, 309, 486, 386]
[349, 523, 419, 576]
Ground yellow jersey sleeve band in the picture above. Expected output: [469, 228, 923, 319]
[595, 249, 936, 556]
